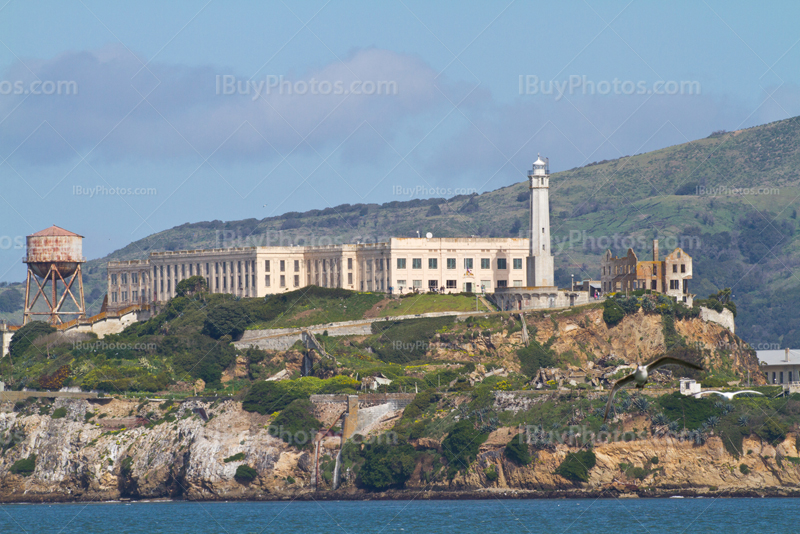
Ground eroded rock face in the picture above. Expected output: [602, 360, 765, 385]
[0, 398, 316, 502]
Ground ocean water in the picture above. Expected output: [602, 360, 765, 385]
[0, 498, 792, 533]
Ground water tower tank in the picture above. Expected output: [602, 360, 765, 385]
[25, 225, 84, 278]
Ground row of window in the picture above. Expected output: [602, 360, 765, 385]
[110, 272, 144, 285]
[396, 258, 523, 270]
[396, 279, 524, 289]
[264, 274, 300, 288]
[110, 290, 140, 303]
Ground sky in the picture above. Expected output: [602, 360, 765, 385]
[1, 0, 799, 282]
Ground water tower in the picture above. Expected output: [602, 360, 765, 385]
[23, 225, 86, 325]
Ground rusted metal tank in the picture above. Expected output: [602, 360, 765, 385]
[24, 225, 84, 278]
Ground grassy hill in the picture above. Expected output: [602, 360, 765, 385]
[4, 116, 800, 346]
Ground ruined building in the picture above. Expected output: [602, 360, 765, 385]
[600, 239, 693, 305]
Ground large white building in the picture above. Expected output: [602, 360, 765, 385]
[106, 237, 530, 313]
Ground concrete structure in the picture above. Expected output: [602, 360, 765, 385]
[601, 239, 694, 305]
[0, 322, 11, 359]
[493, 155, 590, 311]
[757, 348, 800, 388]
[23, 226, 86, 324]
[699, 306, 735, 333]
[679, 378, 701, 396]
[107, 237, 530, 314]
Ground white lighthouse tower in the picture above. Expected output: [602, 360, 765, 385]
[526, 154, 555, 287]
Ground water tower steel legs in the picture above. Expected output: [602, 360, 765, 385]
[23, 263, 86, 325]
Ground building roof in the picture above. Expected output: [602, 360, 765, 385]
[756, 349, 800, 366]
[28, 225, 83, 238]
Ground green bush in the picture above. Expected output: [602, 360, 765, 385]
[758, 419, 787, 446]
[10, 454, 36, 477]
[657, 392, 716, 430]
[51, 407, 67, 419]
[234, 465, 258, 483]
[223, 452, 245, 463]
[504, 437, 532, 466]
[175, 275, 207, 297]
[602, 300, 624, 326]
[358, 441, 417, 491]
[484, 465, 499, 482]
[368, 317, 454, 363]
[9, 321, 56, 360]
[202, 300, 251, 341]
[739, 464, 751, 475]
[555, 450, 596, 483]
[516, 341, 554, 378]
[442, 420, 488, 478]
[268, 399, 322, 450]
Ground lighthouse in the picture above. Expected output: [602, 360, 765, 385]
[526, 154, 555, 287]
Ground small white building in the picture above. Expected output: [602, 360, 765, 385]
[679, 378, 701, 396]
[757, 348, 800, 388]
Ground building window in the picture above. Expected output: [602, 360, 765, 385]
[429, 280, 439, 291]
[428, 258, 438, 269]
[772, 372, 776, 384]
[481, 258, 490, 269]
[111, 274, 117, 284]
[181, 265, 185, 277]
[651, 280, 657, 290]
[397, 258, 406, 269]
[673, 264, 677, 273]
[223, 277, 227, 289]
[513, 280, 523, 287]
[348, 258, 353, 270]
[446, 280, 457, 289]
[265, 275, 270, 287]
[294, 260, 300, 272]
[348, 273, 353, 284]
[412, 258, 422, 269]
[670, 280, 679, 290]
[464, 258, 473, 270]
[222, 263, 227, 274]
[446, 258, 456, 269]
[681, 264, 686, 273]
[132, 290, 138, 301]
[412, 280, 422, 289]
[280, 275, 286, 287]
[265, 260, 270, 272]
[481, 280, 490, 291]
[245, 275, 249, 288]
[132, 272, 138, 284]
[278, 260, 284, 272]
[189, 264, 193, 276]
[121, 273, 128, 284]
[497, 258, 507, 269]
[167, 280, 171, 292]
[497, 280, 507, 288]
[160, 280, 164, 292]
[780, 371, 784, 384]
[513, 258, 522, 269]
[397, 279, 406, 287]
[111, 292, 118, 303]
[121, 291, 128, 301]
[294, 275, 300, 287]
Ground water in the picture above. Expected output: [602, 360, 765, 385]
[0, 498, 793, 533]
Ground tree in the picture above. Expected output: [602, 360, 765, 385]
[425, 204, 441, 217]
[442, 420, 487, 478]
[175, 275, 207, 297]
[202, 300, 250, 340]
[358, 441, 417, 490]
[0, 288, 23, 313]
[9, 321, 56, 359]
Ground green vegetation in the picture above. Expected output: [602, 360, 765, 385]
[357, 441, 418, 491]
[242, 376, 359, 414]
[602, 299, 624, 326]
[504, 437, 532, 466]
[368, 317, 455, 364]
[223, 452, 245, 463]
[51, 407, 67, 419]
[10, 454, 36, 477]
[442, 420, 488, 478]
[516, 339, 554, 378]
[484, 465, 499, 482]
[234, 465, 258, 483]
[268, 399, 322, 450]
[739, 464, 750, 475]
[555, 450, 596, 483]
[377, 293, 488, 316]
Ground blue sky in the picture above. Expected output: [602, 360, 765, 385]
[1, 0, 799, 281]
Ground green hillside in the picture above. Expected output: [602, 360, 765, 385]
[4, 116, 800, 346]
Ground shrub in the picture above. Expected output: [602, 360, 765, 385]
[39, 365, 70, 390]
[51, 407, 67, 419]
[175, 275, 207, 297]
[602, 300, 624, 326]
[442, 420, 488, 478]
[10, 454, 36, 477]
[739, 464, 751, 475]
[268, 399, 322, 450]
[234, 465, 258, 483]
[758, 419, 787, 446]
[555, 450, 596, 483]
[516, 341, 554, 378]
[223, 452, 245, 463]
[484, 465, 499, 482]
[202, 300, 251, 341]
[9, 321, 56, 359]
[504, 437, 532, 466]
[358, 441, 418, 491]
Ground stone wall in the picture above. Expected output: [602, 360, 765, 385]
[699, 306, 735, 333]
